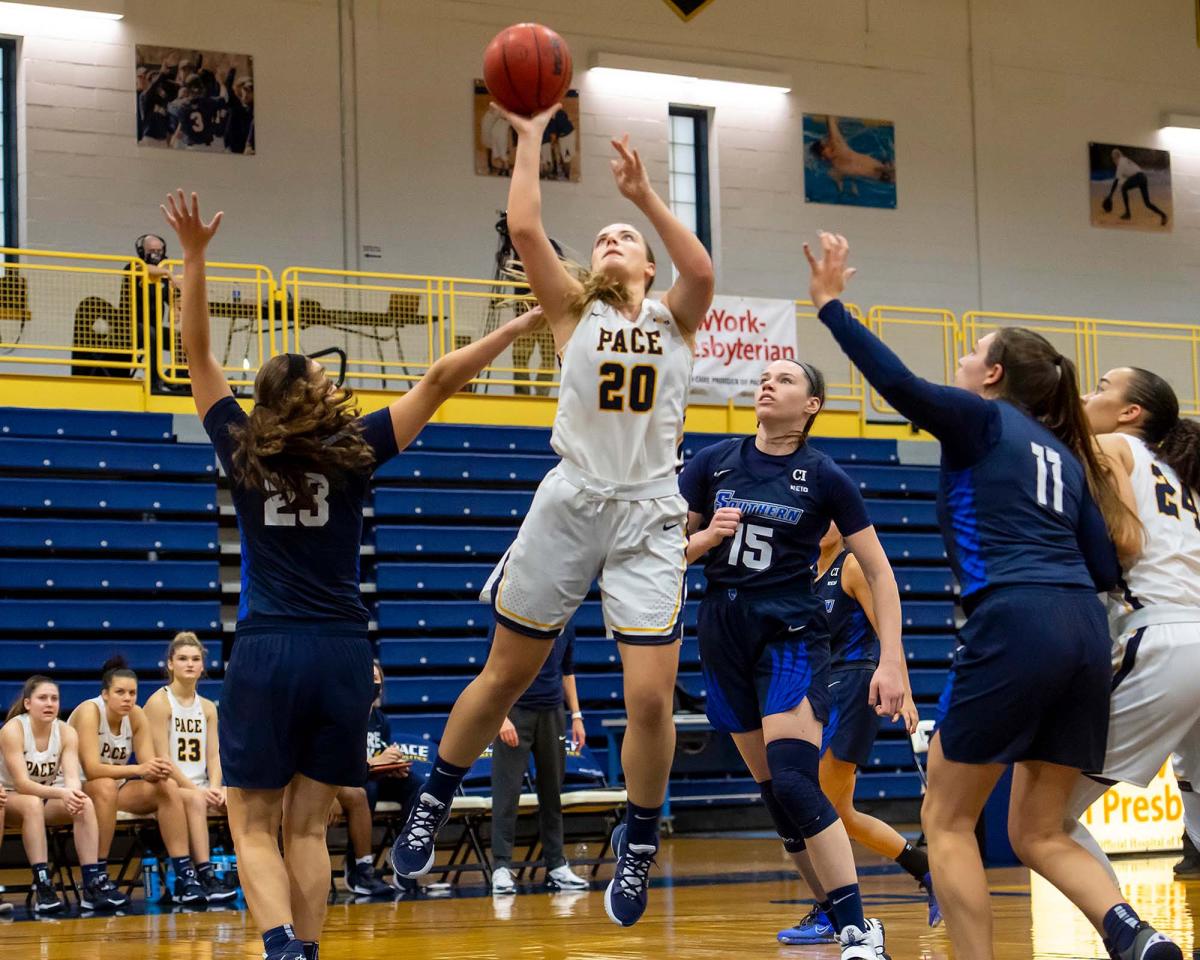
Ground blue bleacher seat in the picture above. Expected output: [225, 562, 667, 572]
[0, 438, 215, 476]
[374, 525, 514, 559]
[0, 559, 219, 592]
[0, 600, 221, 632]
[0, 518, 218, 552]
[680, 433, 899, 466]
[373, 488, 532, 521]
[377, 599, 700, 633]
[374, 452, 554, 484]
[0, 407, 174, 442]
[844, 464, 938, 495]
[410, 423, 552, 455]
[0, 640, 221, 674]
[375, 563, 496, 594]
[0, 478, 216, 514]
[878, 532, 946, 561]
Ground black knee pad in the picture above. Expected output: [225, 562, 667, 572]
[759, 779, 806, 853]
[766, 738, 839, 839]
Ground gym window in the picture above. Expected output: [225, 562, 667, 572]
[1, 39, 15, 249]
[668, 105, 711, 253]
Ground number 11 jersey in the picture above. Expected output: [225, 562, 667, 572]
[679, 436, 871, 592]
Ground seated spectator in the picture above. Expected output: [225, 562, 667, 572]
[331, 660, 420, 897]
[489, 620, 590, 894]
[0, 676, 121, 913]
[144, 633, 238, 902]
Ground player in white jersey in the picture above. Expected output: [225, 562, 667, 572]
[144, 632, 238, 901]
[390, 103, 713, 929]
[0, 676, 119, 913]
[69, 656, 205, 905]
[1065, 367, 1200, 876]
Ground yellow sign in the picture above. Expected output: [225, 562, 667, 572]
[1081, 763, 1184, 855]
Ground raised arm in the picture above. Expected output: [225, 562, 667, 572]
[805, 232, 996, 467]
[500, 105, 584, 342]
[609, 135, 714, 335]
[387, 305, 548, 451]
[160, 190, 230, 420]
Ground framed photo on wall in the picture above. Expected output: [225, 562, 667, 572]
[474, 80, 580, 182]
[1088, 142, 1171, 231]
[136, 45, 254, 154]
[803, 113, 896, 209]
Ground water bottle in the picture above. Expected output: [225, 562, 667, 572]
[141, 858, 159, 902]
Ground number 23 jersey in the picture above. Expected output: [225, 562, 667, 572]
[679, 436, 871, 591]
[204, 395, 399, 626]
[552, 298, 693, 486]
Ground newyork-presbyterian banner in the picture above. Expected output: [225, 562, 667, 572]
[690, 296, 798, 403]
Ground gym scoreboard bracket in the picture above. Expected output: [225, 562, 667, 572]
[1081, 762, 1184, 855]
[662, 0, 717, 21]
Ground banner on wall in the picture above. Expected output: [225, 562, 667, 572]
[1080, 761, 1184, 855]
[690, 296, 798, 403]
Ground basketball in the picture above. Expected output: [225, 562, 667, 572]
[483, 23, 573, 117]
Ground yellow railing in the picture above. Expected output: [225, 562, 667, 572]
[1, 245, 1198, 420]
[0, 247, 152, 393]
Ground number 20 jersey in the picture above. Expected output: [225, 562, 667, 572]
[679, 436, 871, 592]
[551, 298, 693, 486]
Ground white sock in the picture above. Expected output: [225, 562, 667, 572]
[356, 855, 373, 867]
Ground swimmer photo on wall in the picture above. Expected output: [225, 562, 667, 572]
[1088, 142, 1172, 232]
[803, 113, 896, 209]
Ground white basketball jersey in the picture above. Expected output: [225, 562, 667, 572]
[0, 714, 64, 789]
[1110, 434, 1200, 613]
[166, 687, 208, 786]
[551, 298, 693, 486]
[90, 696, 132, 767]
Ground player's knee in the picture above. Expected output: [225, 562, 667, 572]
[88, 779, 117, 804]
[758, 780, 805, 853]
[342, 787, 369, 812]
[766, 739, 838, 839]
[1007, 821, 1060, 865]
[622, 682, 673, 726]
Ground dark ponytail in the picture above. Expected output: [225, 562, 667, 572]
[1122, 367, 1200, 494]
[987, 329, 1142, 556]
[101, 656, 137, 691]
[7, 675, 57, 722]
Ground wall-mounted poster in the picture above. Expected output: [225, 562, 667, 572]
[804, 113, 896, 209]
[136, 45, 254, 154]
[1089, 142, 1172, 231]
[474, 80, 580, 182]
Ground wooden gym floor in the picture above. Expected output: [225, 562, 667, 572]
[0, 835, 1195, 959]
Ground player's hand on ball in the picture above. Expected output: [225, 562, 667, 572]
[499, 717, 519, 748]
[868, 661, 907, 722]
[161, 190, 223, 257]
[610, 135, 652, 205]
[803, 231, 857, 310]
[492, 101, 560, 139]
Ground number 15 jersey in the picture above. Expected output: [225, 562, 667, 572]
[204, 395, 399, 626]
[679, 436, 871, 592]
[552, 298, 693, 486]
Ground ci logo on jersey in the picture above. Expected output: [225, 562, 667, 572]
[792, 469, 807, 482]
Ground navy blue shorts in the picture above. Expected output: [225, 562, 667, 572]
[219, 624, 374, 789]
[698, 588, 831, 734]
[936, 586, 1110, 768]
[821, 666, 879, 767]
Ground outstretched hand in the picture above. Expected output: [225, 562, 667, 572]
[609, 134, 652, 205]
[161, 190, 223, 258]
[802, 231, 857, 310]
[492, 101, 560, 140]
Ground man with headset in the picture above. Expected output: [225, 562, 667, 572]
[126, 232, 183, 392]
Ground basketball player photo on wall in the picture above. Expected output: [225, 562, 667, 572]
[135, 45, 254, 154]
[1089, 142, 1172, 231]
[474, 81, 580, 182]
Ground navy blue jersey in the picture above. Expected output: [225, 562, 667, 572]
[680, 437, 872, 592]
[818, 300, 1120, 604]
[203, 396, 399, 626]
[169, 96, 221, 146]
[816, 549, 879, 669]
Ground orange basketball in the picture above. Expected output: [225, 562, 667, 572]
[483, 23, 573, 117]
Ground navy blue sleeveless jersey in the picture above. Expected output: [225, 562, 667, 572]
[203, 396, 399, 626]
[818, 300, 1120, 604]
[679, 437, 872, 593]
[816, 550, 879, 669]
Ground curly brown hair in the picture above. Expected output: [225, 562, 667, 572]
[228, 354, 376, 513]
